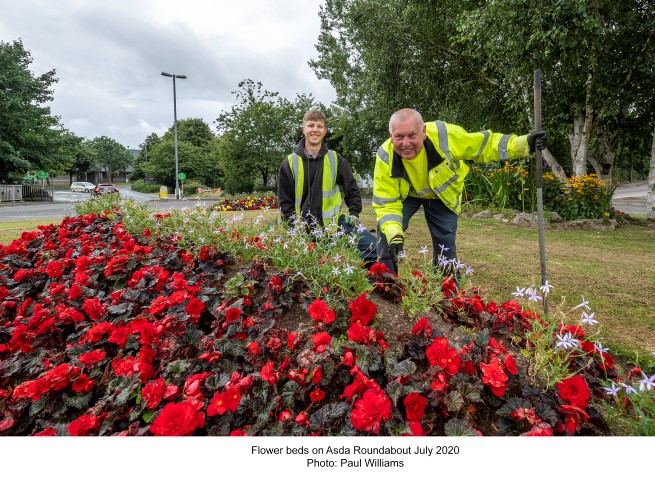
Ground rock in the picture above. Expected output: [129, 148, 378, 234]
[564, 219, 617, 231]
[549, 211, 563, 222]
[492, 214, 506, 221]
[512, 212, 539, 227]
[473, 210, 493, 219]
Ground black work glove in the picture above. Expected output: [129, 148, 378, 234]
[528, 131, 548, 153]
[388, 235, 404, 263]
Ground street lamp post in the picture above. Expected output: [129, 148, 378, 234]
[161, 72, 187, 199]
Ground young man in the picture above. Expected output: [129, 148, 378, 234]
[373, 108, 547, 274]
[277, 110, 378, 266]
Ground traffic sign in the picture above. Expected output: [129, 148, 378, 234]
[178, 173, 186, 180]
[37, 171, 48, 179]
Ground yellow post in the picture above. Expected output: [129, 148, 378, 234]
[159, 186, 168, 199]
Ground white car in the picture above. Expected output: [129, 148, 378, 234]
[70, 182, 96, 193]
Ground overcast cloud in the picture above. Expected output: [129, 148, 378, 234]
[0, 0, 336, 148]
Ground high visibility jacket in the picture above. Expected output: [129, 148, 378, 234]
[373, 120, 529, 242]
[287, 149, 342, 222]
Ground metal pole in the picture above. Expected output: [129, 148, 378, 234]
[534, 69, 549, 316]
[173, 75, 179, 199]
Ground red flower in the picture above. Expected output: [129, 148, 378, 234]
[426, 337, 461, 375]
[480, 357, 509, 397]
[149, 296, 169, 316]
[225, 307, 242, 323]
[45, 260, 63, 278]
[67, 413, 106, 436]
[350, 387, 391, 435]
[82, 298, 104, 321]
[246, 342, 260, 355]
[150, 401, 205, 436]
[310, 388, 326, 402]
[85, 322, 115, 343]
[278, 409, 293, 422]
[556, 375, 590, 409]
[441, 276, 458, 297]
[183, 372, 210, 400]
[348, 294, 377, 326]
[308, 299, 336, 325]
[403, 393, 428, 422]
[71, 374, 95, 393]
[522, 422, 554, 436]
[406, 421, 425, 436]
[411, 317, 432, 337]
[503, 354, 518, 375]
[312, 332, 332, 353]
[556, 404, 590, 435]
[347, 322, 373, 344]
[78, 349, 106, 366]
[207, 388, 242, 416]
[142, 378, 166, 410]
[311, 366, 323, 385]
[341, 370, 379, 402]
[260, 361, 278, 385]
[368, 263, 390, 275]
[68, 284, 82, 300]
[185, 298, 205, 319]
[559, 324, 586, 339]
[34, 427, 58, 436]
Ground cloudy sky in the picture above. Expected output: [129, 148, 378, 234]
[1, 0, 336, 149]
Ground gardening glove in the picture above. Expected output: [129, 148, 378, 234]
[388, 235, 404, 264]
[528, 131, 548, 153]
[344, 215, 362, 227]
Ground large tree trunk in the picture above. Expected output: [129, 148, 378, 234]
[543, 149, 567, 180]
[569, 74, 595, 177]
[648, 125, 655, 220]
[587, 124, 620, 183]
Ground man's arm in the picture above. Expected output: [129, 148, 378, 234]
[335, 153, 362, 217]
[277, 158, 296, 224]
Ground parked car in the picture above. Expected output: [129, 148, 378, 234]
[70, 182, 96, 193]
[93, 183, 120, 196]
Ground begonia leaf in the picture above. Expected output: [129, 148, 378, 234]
[445, 390, 465, 412]
[389, 359, 417, 378]
[444, 418, 479, 436]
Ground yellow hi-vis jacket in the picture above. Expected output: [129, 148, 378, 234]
[373, 120, 530, 242]
[288, 150, 342, 223]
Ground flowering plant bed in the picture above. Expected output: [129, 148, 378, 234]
[0, 200, 644, 436]
[214, 194, 278, 211]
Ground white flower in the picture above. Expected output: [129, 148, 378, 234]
[344, 265, 355, 275]
[581, 311, 598, 325]
[620, 383, 638, 395]
[539, 281, 554, 295]
[639, 372, 655, 392]
[603, 382, 621, 396]
[527, 288, 543, 303]
[512, 286, 526, 298]
[332, 266, 340, 275]
[348, 235, 357, 245]
[356, 224, 367, 233]
[399, 251, 407, 260]
[332, 254, 342, 263]
[555, 332, 579, 350]
[574, 296, 591, 310]
[418, 245, 429, 255]
[594, 342, 609, 354]
[465, 265, 475, 275]
[438, 243, 449, 254]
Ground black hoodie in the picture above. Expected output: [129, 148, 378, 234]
[277, 139, 363, 227]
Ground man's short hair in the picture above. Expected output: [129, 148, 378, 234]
[389, 108, 424, 133]
[303, 110, 327, 125]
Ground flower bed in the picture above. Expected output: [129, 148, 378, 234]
[214, 194, 278, 211]
[0, 201, 650, 436]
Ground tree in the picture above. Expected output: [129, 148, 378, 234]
[0, 39, 75, 182]
[87, 136, 133, 182]
[312, 1, 655, 181]
[648, 127, 655, 220]
[215, 79, 320, 192]
[142, 137, 214, 189]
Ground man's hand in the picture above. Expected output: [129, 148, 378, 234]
[389, 235, 404, 263]
[528, 131, 548, 153]
[344, 215, 362, 227]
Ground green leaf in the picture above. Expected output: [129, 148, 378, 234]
[141, 409, 155, 424]
[385, 381, 404, 406]
[444, 390, 465, 413]
[444, 418, 479, 436]
[389, 359, 417, 378]
[309, 402, 350, 430]
[474, 328, 490, 347]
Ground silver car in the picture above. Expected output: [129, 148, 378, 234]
[71, 182, 96, 192]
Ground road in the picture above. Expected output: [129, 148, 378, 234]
[0, 187, 220, 222]
[611, 180, 649, 215]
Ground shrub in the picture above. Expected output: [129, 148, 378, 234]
[130, 179, 164, 194]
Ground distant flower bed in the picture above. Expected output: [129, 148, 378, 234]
[214, 194, 278, 211]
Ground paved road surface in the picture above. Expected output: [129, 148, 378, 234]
[0, 187, 220, 222]
[611, 180, 649, 215]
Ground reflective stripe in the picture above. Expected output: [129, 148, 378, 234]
[377, 146, 390, 164]
[372, 194, 399, 205]
[414, 187, 432, 196]
[433, 173, 459, 195]
[327, 150, 337, 185]
[291, 153, 302, 208]
[476, 130, 490, 158]
[498, 134, 511, 161]
[378, 213, 403, 225]
[323, 205, 341, 219]
[435, 121, 458, 170]
[322, 188, 340, 198]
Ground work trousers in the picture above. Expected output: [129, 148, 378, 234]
[377, 196, 458, 274]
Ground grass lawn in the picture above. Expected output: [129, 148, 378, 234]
[2, 206, 654, 370]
